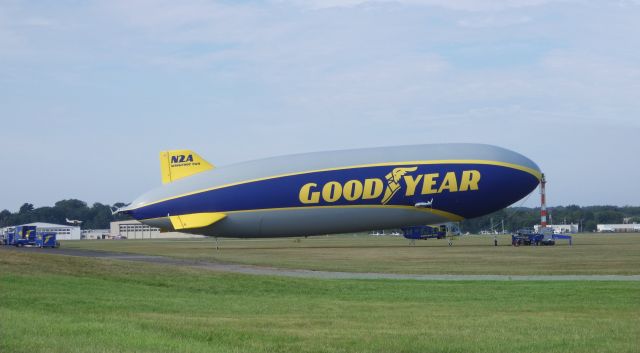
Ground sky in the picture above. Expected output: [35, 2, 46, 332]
[1, 0, 639, 211]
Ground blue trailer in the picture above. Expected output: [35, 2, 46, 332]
[11, 226, 37, 247]
[402, 225, 448, 240]
[35, 232, 59, 248]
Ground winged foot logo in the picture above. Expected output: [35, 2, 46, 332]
[298, 167, 481, 205]
[381, 167, 417, 204]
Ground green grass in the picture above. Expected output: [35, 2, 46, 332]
[1, 251, 639, 353]
[61, 233, 640, 275]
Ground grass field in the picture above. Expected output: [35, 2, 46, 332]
[61, 233, 640, 275]
[1, 251, 639, 353]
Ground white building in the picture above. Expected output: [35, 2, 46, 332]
[22, 222, 81, 240]
[597, 224, 640, 233]
[81, 229, 110, 240]
[110, 220, 203, 239]
[534, 224, 579, 234]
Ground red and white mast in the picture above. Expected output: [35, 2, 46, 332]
[540, 173, 547, 229]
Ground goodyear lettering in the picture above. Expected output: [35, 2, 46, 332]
[298, 169, 481, 204]
[299, 183, 320, 204]
[343, 180, 363, 201]
[403, 174, 423, 196]
[421, 173, 439, 194]
[459, 170, 480, 191]
[362, 178, 383, 199]
[322, 182, 342, 202]
[438, 172, 458, 193]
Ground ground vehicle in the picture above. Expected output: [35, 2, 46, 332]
[1, 228, 15, 245]
[11, 226, 37, 247]
[401, 225, 448, 240]
[2, 226, 59, 248]
[511, 228, 572, 246]
[35, 232, 59, 248]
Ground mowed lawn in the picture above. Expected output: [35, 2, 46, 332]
[62, 233, 640, 275]
[1, 251, 638, 353]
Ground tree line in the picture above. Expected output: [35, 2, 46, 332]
[460, 205, 640, 233]
[1, 199, 639, 233]
[0, 200, 131, 230]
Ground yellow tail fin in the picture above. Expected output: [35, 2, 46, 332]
[160, 150, 214, 184]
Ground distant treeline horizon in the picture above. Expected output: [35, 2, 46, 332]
[1, 199, 639, 233]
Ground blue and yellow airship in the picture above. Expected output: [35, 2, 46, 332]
[119, 144, 541, 237]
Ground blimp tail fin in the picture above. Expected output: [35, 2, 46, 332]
[169, 212, 226, 230]
[160, 150, 214, 184]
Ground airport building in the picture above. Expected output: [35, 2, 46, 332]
[534, 224, 579, 234]
[597, 224, 640, 233]
[81, 229, 111, 240]
[110, 220, 160, 239]
[29, 222, 81, 240]
[110, 220, 203, 239]
[1, 221, 202, 241]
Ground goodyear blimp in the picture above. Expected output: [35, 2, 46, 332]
[118, 144, 541, 237]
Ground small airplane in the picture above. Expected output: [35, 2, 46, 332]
[65, 218, 83, 225]
[414, 198, 434, 208]
[110, 205, 129, 215]
[116, 144, 542, 238]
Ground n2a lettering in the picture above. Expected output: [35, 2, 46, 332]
[171, 155, 194, 164]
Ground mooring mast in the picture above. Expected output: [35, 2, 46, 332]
[540, 173, 547, 229]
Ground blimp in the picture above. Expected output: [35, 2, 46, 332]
[118, 144, 541, 237]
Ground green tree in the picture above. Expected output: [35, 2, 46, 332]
[19, 203, 34, 214]
[0, 209, 10, 223]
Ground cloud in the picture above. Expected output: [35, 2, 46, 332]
[101, 0, 266, 43]
[279, 0, 574, 11]
[20, 17, 55, 27]
[457, 15, 531, 28]
[1, 0, 640, 208]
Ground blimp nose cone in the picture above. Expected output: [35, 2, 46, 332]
[453, 145, 541, 219]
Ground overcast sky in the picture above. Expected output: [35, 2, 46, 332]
[1, 0, 639, 211]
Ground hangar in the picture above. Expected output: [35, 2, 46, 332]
[1, 221, 201, 241]
[110, 220, 203, 239]
[81, 229, 111, 240]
